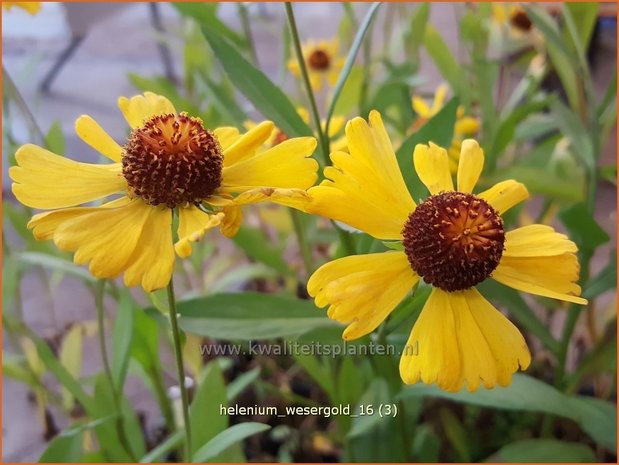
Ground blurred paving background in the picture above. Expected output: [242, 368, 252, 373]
[2, 2, 616, 461]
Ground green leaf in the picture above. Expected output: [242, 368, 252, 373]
[92, 375, 146, 460]
[486, 165, 584, 202]
[227, 367, 261, 402]
[399, 374, 617, 451]
[404, 3, 430, 62]
[27, 330, 94, 413]
[201, 26, 312, 138]
[550, 99, 595, 169]
[173, 292, 337, 340]
[564, 3, 599, 52]
[559, 203, 609, 253]
[347, 379, 408, 461]
[440, 408, 470, 462]
[382, 241, 404, 251]
[190, 362, 231, 459]
[192, 422, 270, 462]
[112, 291, 134, 391]
[396, 97, 458, 201]
[525, 5, 579, 110]
[489, 438, 596, 462]
[39, 432, 83, 462]
[172, 3, 246, 49]
[293, 354, 336, 401]
[140, 430, 183, 463]
[423, 26, 469, 105]
[45, 121, 65, 155]
[16, 252, 96, 283]
[232, 226, 293, 276]
[59, 324, 83, 410]
[583, 253, 616, 299]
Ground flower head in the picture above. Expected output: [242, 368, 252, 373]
[306, 110, 586, 392]
[10, 92, 318, 291]
[287, 38, 344, 92]
[2, 2, 41, 15]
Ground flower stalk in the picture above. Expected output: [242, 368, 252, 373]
[166, 277, 192, 461]
[284, 2, 330, 165]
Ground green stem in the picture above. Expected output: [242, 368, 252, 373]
[94, 280, 138, 462]
[290, 210, 314, 276]
[238, 2, 258, 66]
[2, 64, 46, 145]
[284, 2, 330, 165]
[166, 277, 192, 460]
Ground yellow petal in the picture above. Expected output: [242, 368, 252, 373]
[493, 254, 587, 305]
[10, 144, 126, 209]
[309, 72, 322, 92]
[327, 115, 345, 137]
[308, 252, 418, 339]
[413, 142, 454, 195]
[233, 187, 312, 211]
[222, 137, 318, 191]
[117, 92, 176, 129]
[503, 224, 578, 257]
[28, 197, 130, 241]
[456, 139, 484, 193]
[327, 69, 339, 86]
[222, 121, 275, 167]
[123, 207, 175, 292]
[174, 206, 223, 258]
[53, 199, 152, 280]
[454, 116, 480, 136]
[412, 96, 432, 118]
[220, 205, 243, 238]
[399, 287, 530, 392]
[213, 127, 241, 152]
[399, 288, 462, 391]
[431, 84, 449, 114]
[287, 57, 301, 77]
[462, 288, 531, 387]
[75, 115, 123, 162]
[478, 180, 529, 214]
[308, 111, 415, 240]
[4, 2, 42, 14]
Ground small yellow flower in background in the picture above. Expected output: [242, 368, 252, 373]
[10, 92, 318, 292]
[492, 3, 533, 36]
[306, 110, 587, 392]
[412, 84, 480, 172]
[2, 2, 41, 15]
[287, 38, 345, 92]
[245, 107, 347, 152]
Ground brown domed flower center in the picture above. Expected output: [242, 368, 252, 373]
[122, 113, 223, 208]
[308, 49, 330, 71]
[510, 10, 532, 32]
[402, 192, 505, 292]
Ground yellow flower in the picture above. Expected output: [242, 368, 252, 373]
[492, 3, 533, 36]
[2, 2, 41, 15]
[306, 111, 586, 392]
[287, 38, 345, 92]
[10, 92, 318, 292]
[412, 84, 480, 172]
